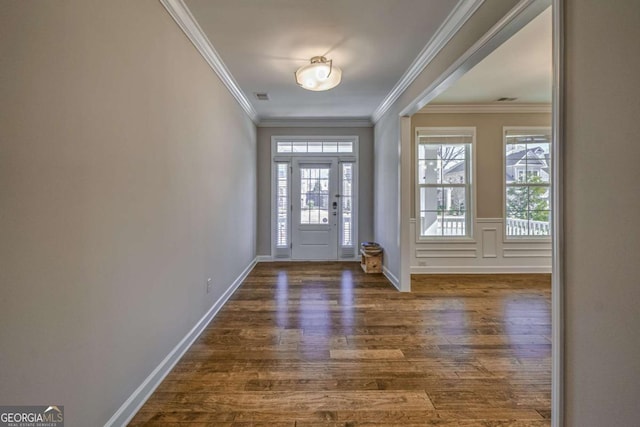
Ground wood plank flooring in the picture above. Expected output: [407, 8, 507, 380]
[130, 262, 551, 426]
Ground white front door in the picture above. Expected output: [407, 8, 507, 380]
[291, 159, 339, 260]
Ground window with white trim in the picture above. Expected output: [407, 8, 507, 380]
[416, 128, 473, 238]
[504, 128, 552, 237]
[341, 162, 354, 247]
[277, 140, 353, 154]
[275, 162, 289, 248]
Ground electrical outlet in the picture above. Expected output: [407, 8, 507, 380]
[418, 261, 427, 266]
[206, 278, 212, 294]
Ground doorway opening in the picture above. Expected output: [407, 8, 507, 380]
[397, 1, 561, 425]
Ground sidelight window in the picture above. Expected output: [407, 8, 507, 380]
[275, 162, 289, 248]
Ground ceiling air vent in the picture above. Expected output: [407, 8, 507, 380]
[254, 93, 269, 101]
[496, 97, 518, 102]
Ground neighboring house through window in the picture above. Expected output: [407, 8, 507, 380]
[504, 127, 552, 237]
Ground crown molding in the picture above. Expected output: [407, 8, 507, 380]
[258, 117, 372, 128]
[399, 0, 550, 118]
[417, 103, 552, 114]
[160, 0, 259, 123]
[371, 0, 485, 124]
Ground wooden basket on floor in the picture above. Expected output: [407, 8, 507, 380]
[360, 248, 382, 273]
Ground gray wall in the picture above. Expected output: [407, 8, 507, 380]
[373, 0, 522, 283]
[256, 127, 374, 256]
[564, 0, 640, 425]
[0, 1, 256, 425]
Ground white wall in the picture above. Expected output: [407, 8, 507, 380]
[0, 1, 256, 425]
[564, 0, 640, 425]
[373, 0, 522, 287]
[256, 126, 374, 256]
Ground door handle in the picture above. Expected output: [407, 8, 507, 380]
[332, 201, 338, 209]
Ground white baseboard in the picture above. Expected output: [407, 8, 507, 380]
[382, 266, 401, 291]
[105, 257, 258, 427]
[257, 256, 360, 263]
[410, 265, 551, 274]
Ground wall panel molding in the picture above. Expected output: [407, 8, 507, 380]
[411, 218, 551, 273]
[416, 248, 477, 258]
[503, 247, 552, 258]
[482, 228, 498, 258]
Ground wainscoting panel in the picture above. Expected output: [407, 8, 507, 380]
[416, 247, 477, 258]
[503, 247, 553, 258]
[410, 218, 551, 274]
[482, 228, 498, 258]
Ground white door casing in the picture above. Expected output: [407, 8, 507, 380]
[270, 136, 359, 261]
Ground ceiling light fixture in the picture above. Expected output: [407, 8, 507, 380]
[295, 56, 342, 91]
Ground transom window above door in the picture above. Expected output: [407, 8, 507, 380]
[276, 140, 353, 154]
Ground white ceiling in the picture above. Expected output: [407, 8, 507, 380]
[431, 7, 552, 105]
[184, 0, 459, 120]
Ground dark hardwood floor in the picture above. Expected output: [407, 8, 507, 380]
[130, 262, 551, 426]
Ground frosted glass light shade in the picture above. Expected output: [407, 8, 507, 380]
[295, 56, 342, 91]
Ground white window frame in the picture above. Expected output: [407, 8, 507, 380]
[415, 127, 476, 242]
[273, 161, 290, 258]
[338, 161, 357, 255]
[275, 138, 355, 154]
[270, 136, 359, 259]
[503, 126, 552, 242]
